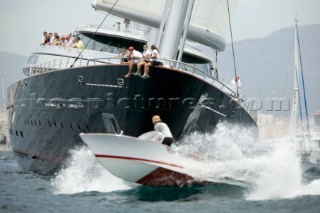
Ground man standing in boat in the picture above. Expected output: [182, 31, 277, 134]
[152, 115, 174, 146]
[230, 75, 241, 94]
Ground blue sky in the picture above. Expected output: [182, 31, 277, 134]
[0, 0, 319, 56]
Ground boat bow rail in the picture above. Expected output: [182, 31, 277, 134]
[23, 56, 120, 76]
[23, 56, 257, 121]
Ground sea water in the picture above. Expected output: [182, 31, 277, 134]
[1, 123, 320, 213]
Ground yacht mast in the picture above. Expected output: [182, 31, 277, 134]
[176, 0, 195, 63]
[289, 19, 299, 137]
[155, 0, 171, 47]
[290, 18, 312, 154]
[159, 0, 190, 61]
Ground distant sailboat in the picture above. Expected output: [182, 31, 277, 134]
[0, 72, 5, 109]
[289, 19, 320, 163]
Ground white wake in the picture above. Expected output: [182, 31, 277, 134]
[176, 122, 320, 200]
[51, 146, 134, 194]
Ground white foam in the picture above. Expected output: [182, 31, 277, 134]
[50, 122, 320, 199]
[51, 146, 134, 194]
[176, 123, 320, 200]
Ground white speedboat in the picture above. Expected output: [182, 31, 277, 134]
[80, 131, 251, 187]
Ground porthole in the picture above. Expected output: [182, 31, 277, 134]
[20, 131, 24, 138]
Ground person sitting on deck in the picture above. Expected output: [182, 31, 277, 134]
[51, 32, 60, 45]
[72, 36, 84, 49]
[152, 115, 174, 147]
[41, 31, 48, 45]
[48, 32, 53, 43]
[65, 35, 72, 47]
[123, 46, 142, 78]
[117, 47, 128, 64]
[134, 44, 151, 76]
[59, 35, 66, 46]
[141, 44, 161, 79]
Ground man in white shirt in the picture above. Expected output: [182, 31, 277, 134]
[124, 46, 142, 77]
[230, 75, 241, 91]
[65, 35, 73, 47]
[152, 115, 174, 146]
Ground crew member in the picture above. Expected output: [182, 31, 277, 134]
[124, 46, 142, 77]
[72, 36, 84, 49]
[152, 115, 174, 146]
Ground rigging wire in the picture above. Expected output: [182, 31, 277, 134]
[296, 63, 307, 154]
[296, 21, 312, 151]
[71, 0, 119, 67]
[227, 0, 238, 97]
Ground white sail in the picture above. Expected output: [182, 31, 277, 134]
[93, 0, 238, 50]
[100, 0, 166, 16]
[191, 0, 237, 40]
[289, 19, 301, 137]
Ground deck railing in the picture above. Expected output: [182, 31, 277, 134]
[24, 56, 257, 121]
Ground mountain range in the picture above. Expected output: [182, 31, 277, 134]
[218, 24, 320, 115]
[0, 52, 26, 107]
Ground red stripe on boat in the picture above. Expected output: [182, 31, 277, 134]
[95, 154, 183, 168]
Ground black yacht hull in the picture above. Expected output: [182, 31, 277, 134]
[7, 64, 257, 175]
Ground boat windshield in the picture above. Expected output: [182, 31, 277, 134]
[138, 131, 164, 144]
[181, 54, 214, 77]
[79, 33, 144, 53]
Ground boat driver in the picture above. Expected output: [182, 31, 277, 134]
[152, 115, 174, 146]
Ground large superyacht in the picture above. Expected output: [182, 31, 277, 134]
[7, 0, 257, 174]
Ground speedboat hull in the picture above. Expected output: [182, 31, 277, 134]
[80, 133, 195, 186]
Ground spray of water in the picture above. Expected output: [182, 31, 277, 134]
[51, 122, 320, 200]
[51, 146, 134, 194]
[176, 122, 320, 200]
